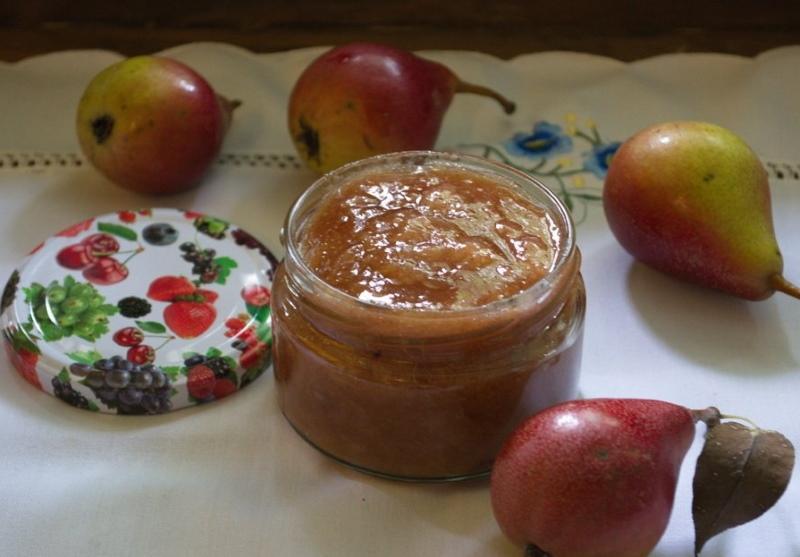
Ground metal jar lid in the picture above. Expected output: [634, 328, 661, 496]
[1, 208, 276, 415]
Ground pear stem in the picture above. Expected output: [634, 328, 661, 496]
[524, 544, 551, 557]
[217, 95, 241, 134]
[454, 79, 516, 115]
[770, 274, 800, 300]
[218, 96, 242, 112]
[692, 407, 763, 431]
[691, 406, 722, 428]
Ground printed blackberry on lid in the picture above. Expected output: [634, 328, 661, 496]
[0, 208, 276, 415]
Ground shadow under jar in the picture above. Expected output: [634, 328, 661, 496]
[272, 151, 585, 481]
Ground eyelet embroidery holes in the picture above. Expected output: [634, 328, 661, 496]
[0, 151, 795, 181]
[216, 153, 303, 169]
[0, 152, 304, 171]
[765, 161, 800, 181]
[0, 152, 84, 169]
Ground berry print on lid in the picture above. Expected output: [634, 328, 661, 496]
[0, 208, 276, 414]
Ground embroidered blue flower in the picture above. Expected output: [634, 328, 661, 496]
[505, 121, 573, 159]
[583, 142, 621, 178]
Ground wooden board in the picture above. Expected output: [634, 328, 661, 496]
[2, 0, 800, 61]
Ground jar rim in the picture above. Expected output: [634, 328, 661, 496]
[283, 150, 577, 318]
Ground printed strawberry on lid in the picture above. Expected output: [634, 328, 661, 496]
[0, 208, 276, 415]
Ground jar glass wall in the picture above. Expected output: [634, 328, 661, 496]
[272, 151, 585, 481]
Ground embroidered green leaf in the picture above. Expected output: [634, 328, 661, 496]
[67, 349, 103, 365]
[97, 222, 138, 241]
[136, 320, 167, 334]
[571, 193, 603, 201]
[206, 347, 222, 359]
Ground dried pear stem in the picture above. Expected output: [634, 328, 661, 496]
[455, 80, 517, 114]
[218, 96, 242, 112]
[770, 274, 800, 300]
[691, 407, 722, 428]
[218, 95, 242, 133]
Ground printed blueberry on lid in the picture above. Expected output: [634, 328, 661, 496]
[0, 208, 276, 415]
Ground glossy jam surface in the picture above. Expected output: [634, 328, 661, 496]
[300, 168, 557, 309]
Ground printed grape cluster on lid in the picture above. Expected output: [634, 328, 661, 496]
[0, 208, 276, 415]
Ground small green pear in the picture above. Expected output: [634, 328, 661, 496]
[604, 121, 799, 300]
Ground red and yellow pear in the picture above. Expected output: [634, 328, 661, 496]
[77, 56, 239, 194]
[491, 399, 696, 557]
[288, 42, 515, 173]
[603, 121, 799, 300]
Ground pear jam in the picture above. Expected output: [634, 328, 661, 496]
[302, 169, 555, 309]
[272, 152, 585, 480]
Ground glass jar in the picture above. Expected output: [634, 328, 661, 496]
[272, 151, 585, 481]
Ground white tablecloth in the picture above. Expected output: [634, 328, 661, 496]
[1, 43, 799, 557]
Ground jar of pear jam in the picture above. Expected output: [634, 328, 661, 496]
[272, 151, 585, 481]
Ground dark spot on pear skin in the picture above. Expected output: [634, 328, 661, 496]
[596, 448, 609, 459]
[90, 115, 115, 145]
[345, 100, 356, 110]
[363, 134, 374, 150]
[703, 173, 715, 183]
[296, 117, 321, 164]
